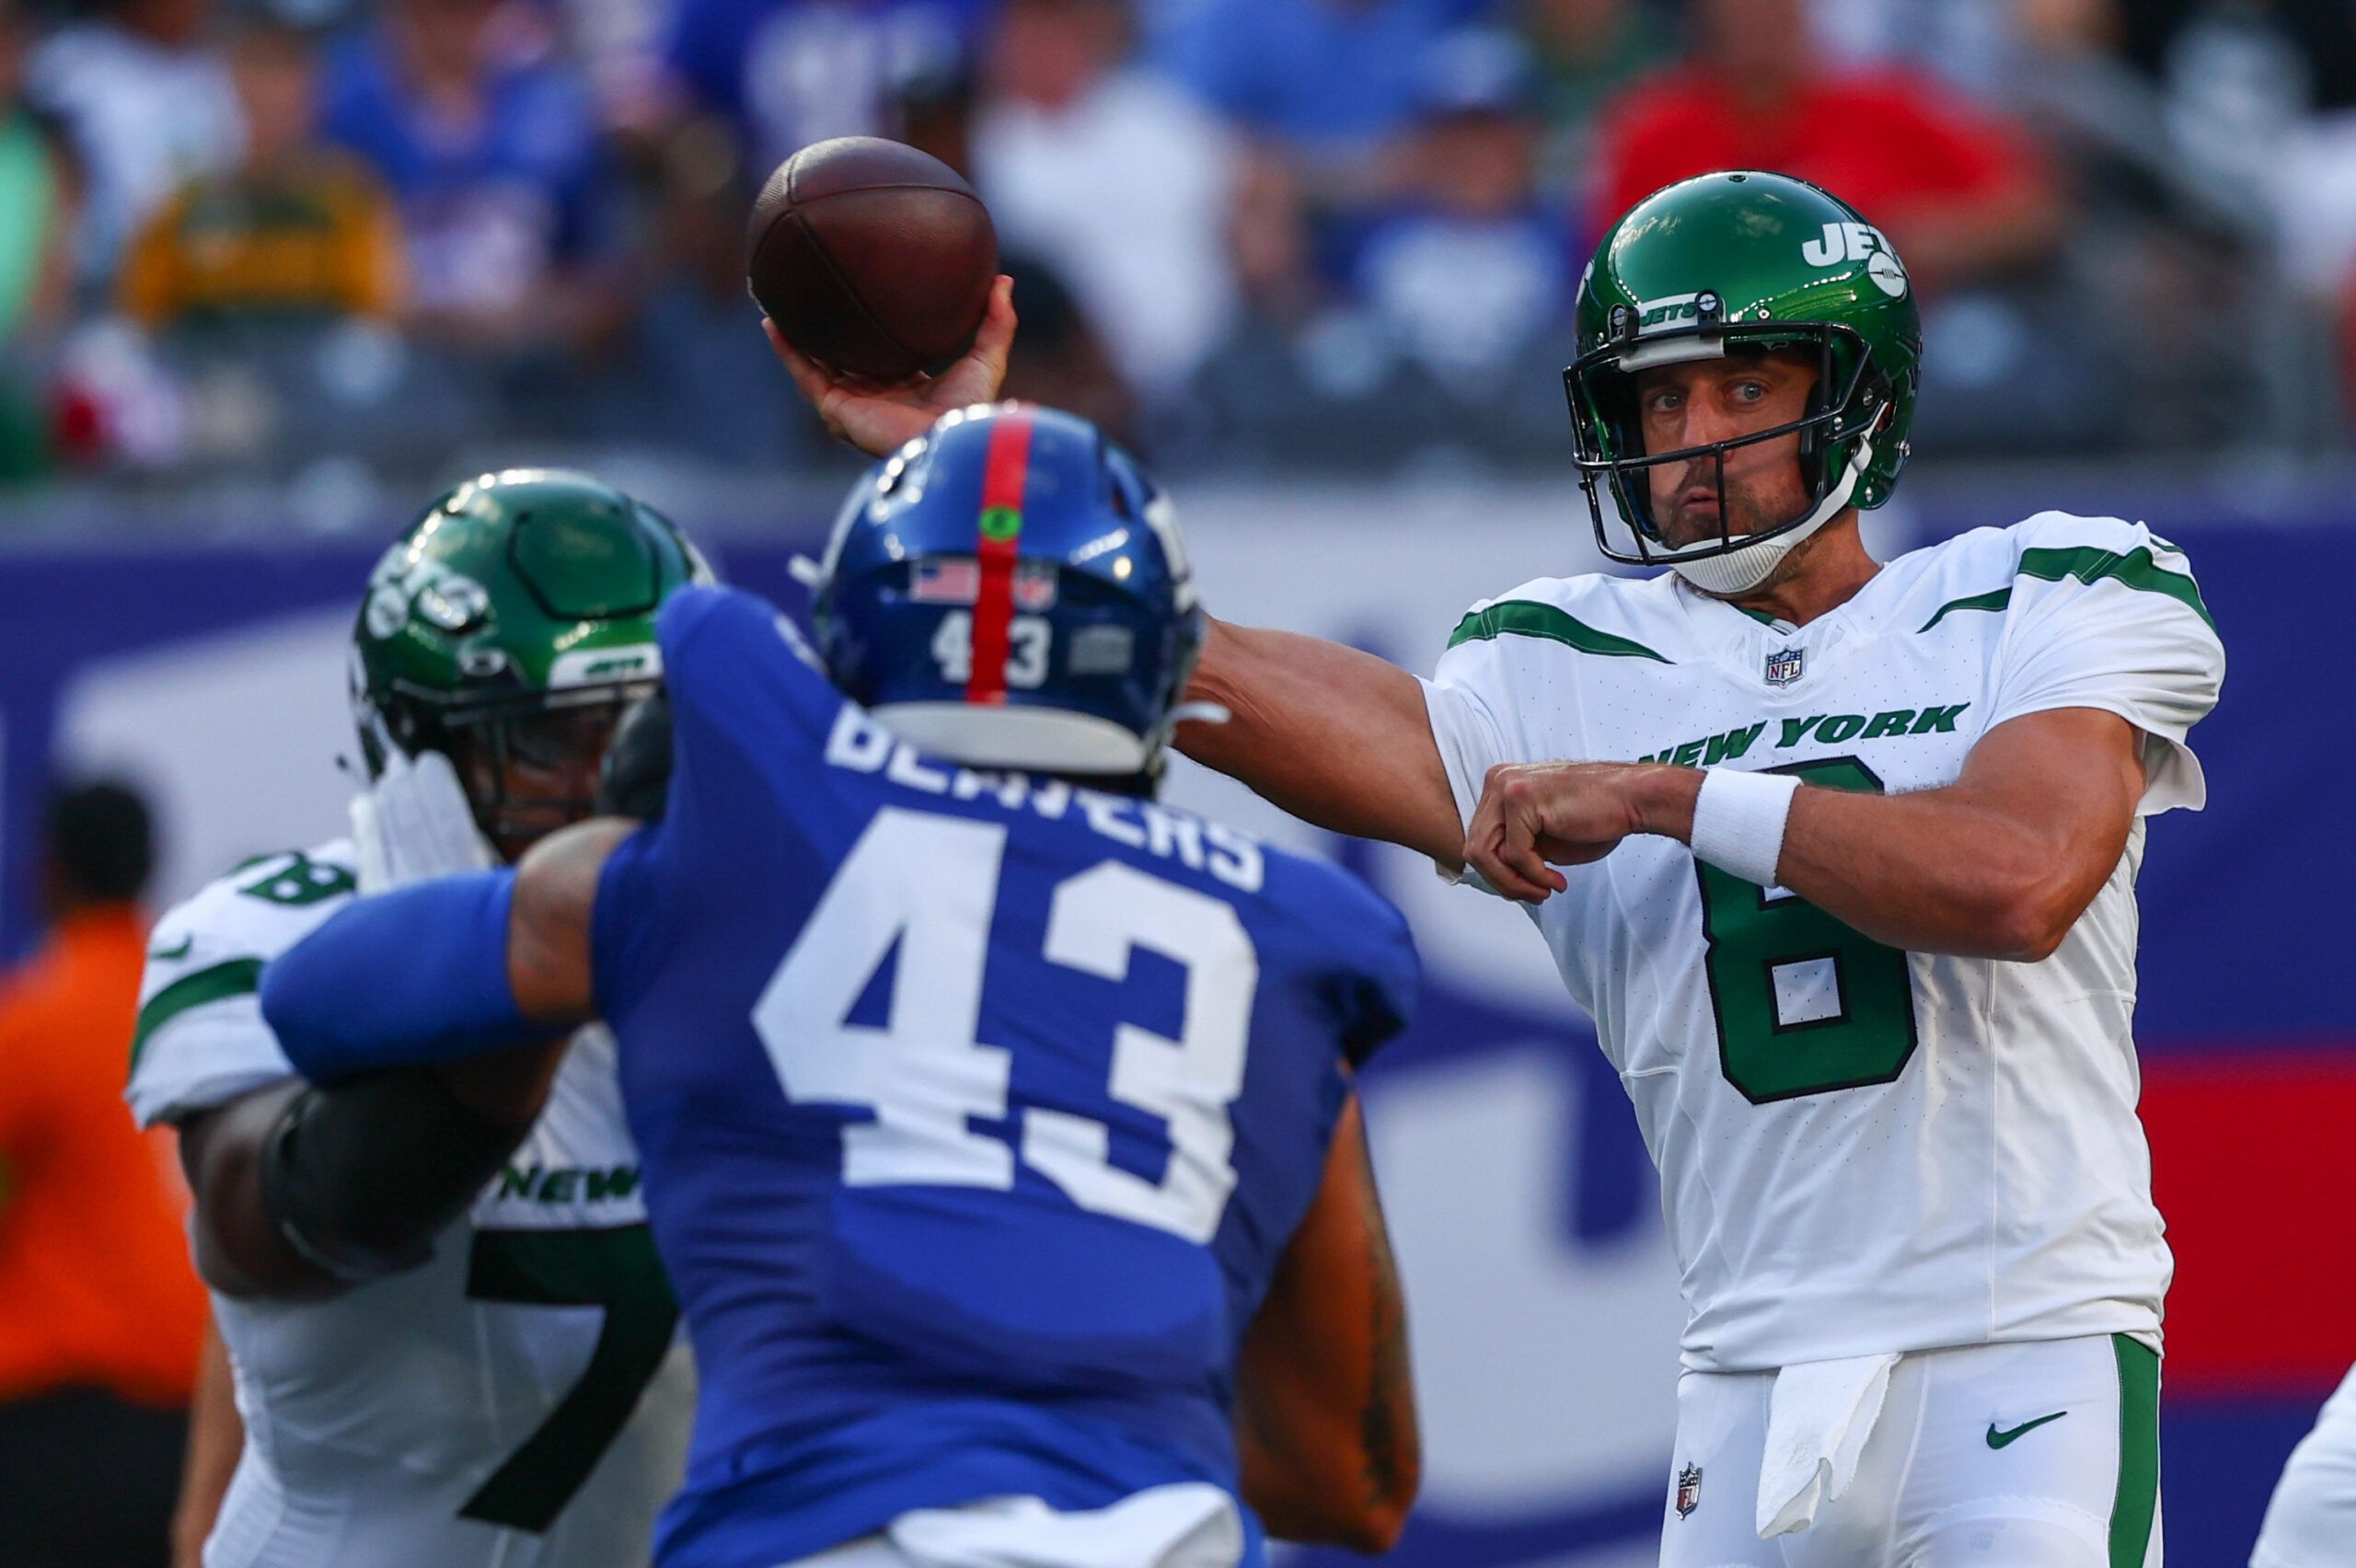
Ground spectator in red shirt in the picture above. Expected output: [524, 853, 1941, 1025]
[1594, 0, 2060, 290]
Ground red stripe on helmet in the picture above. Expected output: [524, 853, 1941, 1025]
[964, 409, 1033, 706]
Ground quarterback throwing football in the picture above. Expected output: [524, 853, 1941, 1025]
[781, 171, 2224, 1566]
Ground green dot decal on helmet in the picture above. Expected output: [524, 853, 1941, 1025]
[1565, 170, 1923, 595]
[350, 467, 715, 847]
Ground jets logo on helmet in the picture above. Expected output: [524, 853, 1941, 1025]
[1800, 221, 1911, 298]
[1565, 171, 1923, 596]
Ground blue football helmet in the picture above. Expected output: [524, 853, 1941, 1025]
[809, 403, 1206, 777]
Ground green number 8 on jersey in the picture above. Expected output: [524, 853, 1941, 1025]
[1695, 757, 1918, 1102]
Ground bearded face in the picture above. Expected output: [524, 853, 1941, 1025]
[1634, 348, 1820, 551]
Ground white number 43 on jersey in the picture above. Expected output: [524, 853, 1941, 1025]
[753, 808, 1257, 1244]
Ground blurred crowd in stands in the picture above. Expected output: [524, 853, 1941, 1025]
[0, 0, 2351, 499]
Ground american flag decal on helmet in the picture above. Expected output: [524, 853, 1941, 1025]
[911, 559, 981, 605]
[914, 558, 1057, 612]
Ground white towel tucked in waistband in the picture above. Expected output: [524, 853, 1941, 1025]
[1755, 1352, 1900, 1540]
[886, 1483, 1244, 1568]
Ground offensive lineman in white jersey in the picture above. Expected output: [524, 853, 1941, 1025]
[127, 471, 714, 1566]
[773, 171, 2224, 1565]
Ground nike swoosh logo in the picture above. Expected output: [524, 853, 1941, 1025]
[1987, 1411, 2068, 1448]
[148, 936, 192, 961]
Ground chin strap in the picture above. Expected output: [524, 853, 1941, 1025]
[1161, 700, 1231, 732]
[1137, 699, 1230, 774]
[1669, 432, 1874, 598]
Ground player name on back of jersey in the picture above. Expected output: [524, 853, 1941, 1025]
[824, 706, 1265, 892]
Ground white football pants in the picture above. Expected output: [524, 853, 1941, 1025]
[1658, 1335, 2162, 1568]
[2250, 1361, 2356, 1568]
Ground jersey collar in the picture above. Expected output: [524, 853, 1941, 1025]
[1669, 564, 1903, 685]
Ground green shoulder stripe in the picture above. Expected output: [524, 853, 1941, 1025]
[1918, 586, 2012, 635]
[2019, 544, 2215, 631]
[1448, 600, 1672, 663]
[131, 958, 264, 1070]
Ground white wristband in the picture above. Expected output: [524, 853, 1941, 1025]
[1689, 768, 1802, 888]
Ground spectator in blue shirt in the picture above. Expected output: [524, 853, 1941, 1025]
[1149, 0, 1466, 154]
[322, 0, 617, 353]
[663, 0, 992, 178]
[1347, 29, 1570, 389]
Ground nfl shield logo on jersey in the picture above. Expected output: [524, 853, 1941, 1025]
[1764, 647, 1804, 687]
[1675, 1463, 1703, 1519]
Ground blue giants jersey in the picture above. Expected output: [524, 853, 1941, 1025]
[590, 587, 1419, 1567]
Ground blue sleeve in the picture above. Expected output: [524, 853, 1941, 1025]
[590, 824, 667, 1020]
[658, 582, 846, 745]
[1334, 892, 1419, 1066]
[1338, 890, 1403, 1064]
[260, 871, 559, 1083]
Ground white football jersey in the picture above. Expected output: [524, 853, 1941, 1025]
[128, 839, 694, 1568]
[1420, 513, 2224, 1374]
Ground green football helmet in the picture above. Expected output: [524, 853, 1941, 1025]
[350, 468, 714, 847]
[1566, 171, 1923, 589]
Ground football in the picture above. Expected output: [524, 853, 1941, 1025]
[746, 137, 999, 383]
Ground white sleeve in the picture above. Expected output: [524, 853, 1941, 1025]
[1985, 519, 2224, 815]
[1418, 670, 1511, 835]
[1418, 605, 1549, 893]
[125, 847, 355, 1126]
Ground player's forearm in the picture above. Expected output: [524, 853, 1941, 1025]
[1775, 784, 2105, 961]
[260, 870, 567, 1082]
[182, 1066, 548, 1300]
[1183, 617, 1461, 866]
[171, 1323, 242, 1568]
[1631, 768, 2096, 962]
[1234, 1099, 1418, 1550]
[179, 1085, 343, 1300]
